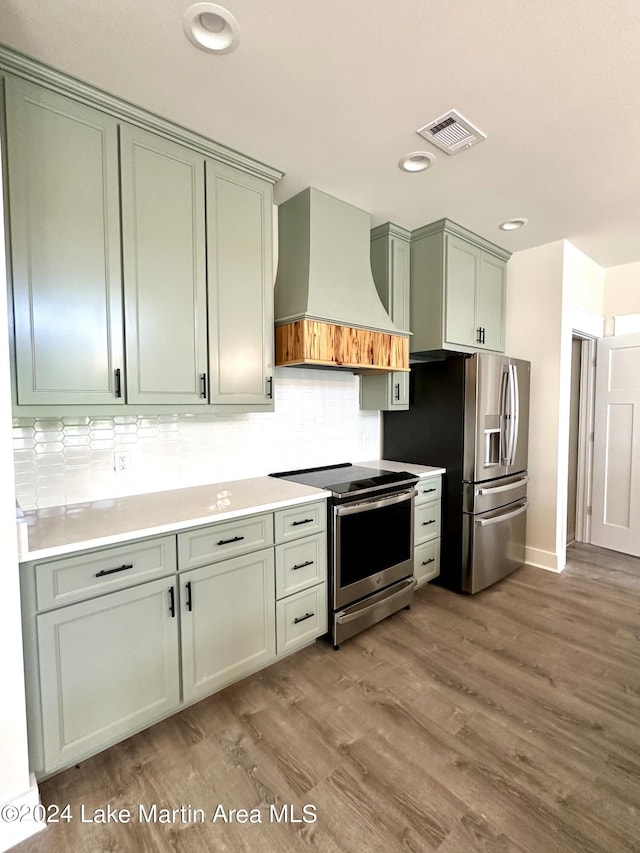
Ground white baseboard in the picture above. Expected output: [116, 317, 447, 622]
[0, 775, 44, 852]
[525, 546, 564, 573]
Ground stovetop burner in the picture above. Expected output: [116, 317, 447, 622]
[270, 462, 418, 499]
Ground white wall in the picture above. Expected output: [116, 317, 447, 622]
[507, 240, 605, 572]
[558, 242, 605, 563]
[506, 241, 565, 570]
[604, 261, 640, 317]
[0, 147, 42, 851]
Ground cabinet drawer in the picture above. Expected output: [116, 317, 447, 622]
[34, 536, 177, 611]
[178, 513, 273, 570]
[275, 533, 327, 599]
[415, 500, 441, 545]
[276, 584, 327, 655]
[414, 539, 440, 586]
[415, 476, 442, 505]
[274, 501, 327, 543]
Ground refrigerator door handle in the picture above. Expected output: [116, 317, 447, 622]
[475, 499, 528, 527]
[509, 364, 520, 465]
[500, 367, 510, 466]
[505, 365, 517, 465]
[477, 475, 528, 496]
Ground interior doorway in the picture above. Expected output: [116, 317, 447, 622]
[567, 334, 596, 545]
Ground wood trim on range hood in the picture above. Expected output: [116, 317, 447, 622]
[274, 188, 410, 372]
[275, 319, 409, 373]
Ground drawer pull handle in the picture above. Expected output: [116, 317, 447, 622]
[421, 488, 436, 494]
[422, 520, 436, 526]
[217, 535, 245, 546]
[95, 563, 133, 578]
[169, 586, 176, 618]
[421, 558, 435, 566]
[291, 560, 314, 571]
[292, 518, 314, 526]
[185, 581, 193, 612]
[294, 612, 315, 625]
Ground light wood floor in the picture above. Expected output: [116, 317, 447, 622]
[13, 543, 640, 853]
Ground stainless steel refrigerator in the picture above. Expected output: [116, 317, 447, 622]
[383, 353, 530, 593]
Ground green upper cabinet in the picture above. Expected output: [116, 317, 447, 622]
[120, 125, 208, 405]
[5, 76, 125, 406]
[2, 59, 282, 415]
[206, 161, 274, 409]
[410, 219, 510, 356]
[360, 223, 411, 411]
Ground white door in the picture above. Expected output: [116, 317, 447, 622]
[591, 334, 640, 556]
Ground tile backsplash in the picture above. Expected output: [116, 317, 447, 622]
[13, 368, 381, 510]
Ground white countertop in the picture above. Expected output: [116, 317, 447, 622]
[17, 460, 445, 564]
[18, 477, 328, 563]
[364, 460, 446, 478]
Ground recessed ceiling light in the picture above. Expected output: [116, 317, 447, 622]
[399, 152, 435, 173]
[183, 3, 240, 54]
[499, 218, 528, 231]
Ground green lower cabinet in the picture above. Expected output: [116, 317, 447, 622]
[180, 547, 277, 702]
[37, 577, 180, 773]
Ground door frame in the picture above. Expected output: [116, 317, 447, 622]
[574, 335, 596, 543]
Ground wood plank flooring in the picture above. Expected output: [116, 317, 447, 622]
[12, 543, 640, 852]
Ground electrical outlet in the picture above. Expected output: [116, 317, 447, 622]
[114, 450, 131, 473]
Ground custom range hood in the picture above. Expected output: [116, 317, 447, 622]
[274, 188, 409, 372]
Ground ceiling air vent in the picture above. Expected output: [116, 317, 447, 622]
[417, 110, 486, 155]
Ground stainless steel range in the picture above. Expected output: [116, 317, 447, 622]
[270, 463, 418, 648]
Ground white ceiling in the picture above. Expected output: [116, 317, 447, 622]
[2, 0, 640, 268]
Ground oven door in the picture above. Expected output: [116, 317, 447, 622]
[333, 488, 416, 610]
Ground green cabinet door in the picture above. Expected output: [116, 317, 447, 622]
[120, 125, 208, 404]
[5, 76, 124, 405]
[444, 234, 479, 348]
[180, 547, 276, 702]
[360, 223, 411, 411]
[206, 161, 274, 408]
[37, 577, 180, 773]
[477, 252, 506, 352]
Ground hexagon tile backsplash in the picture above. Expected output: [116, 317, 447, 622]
[12, 368, 381, 509]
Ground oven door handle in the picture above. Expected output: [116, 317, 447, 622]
[335, 577, 417, 624]
[335, 488, 417, 517]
